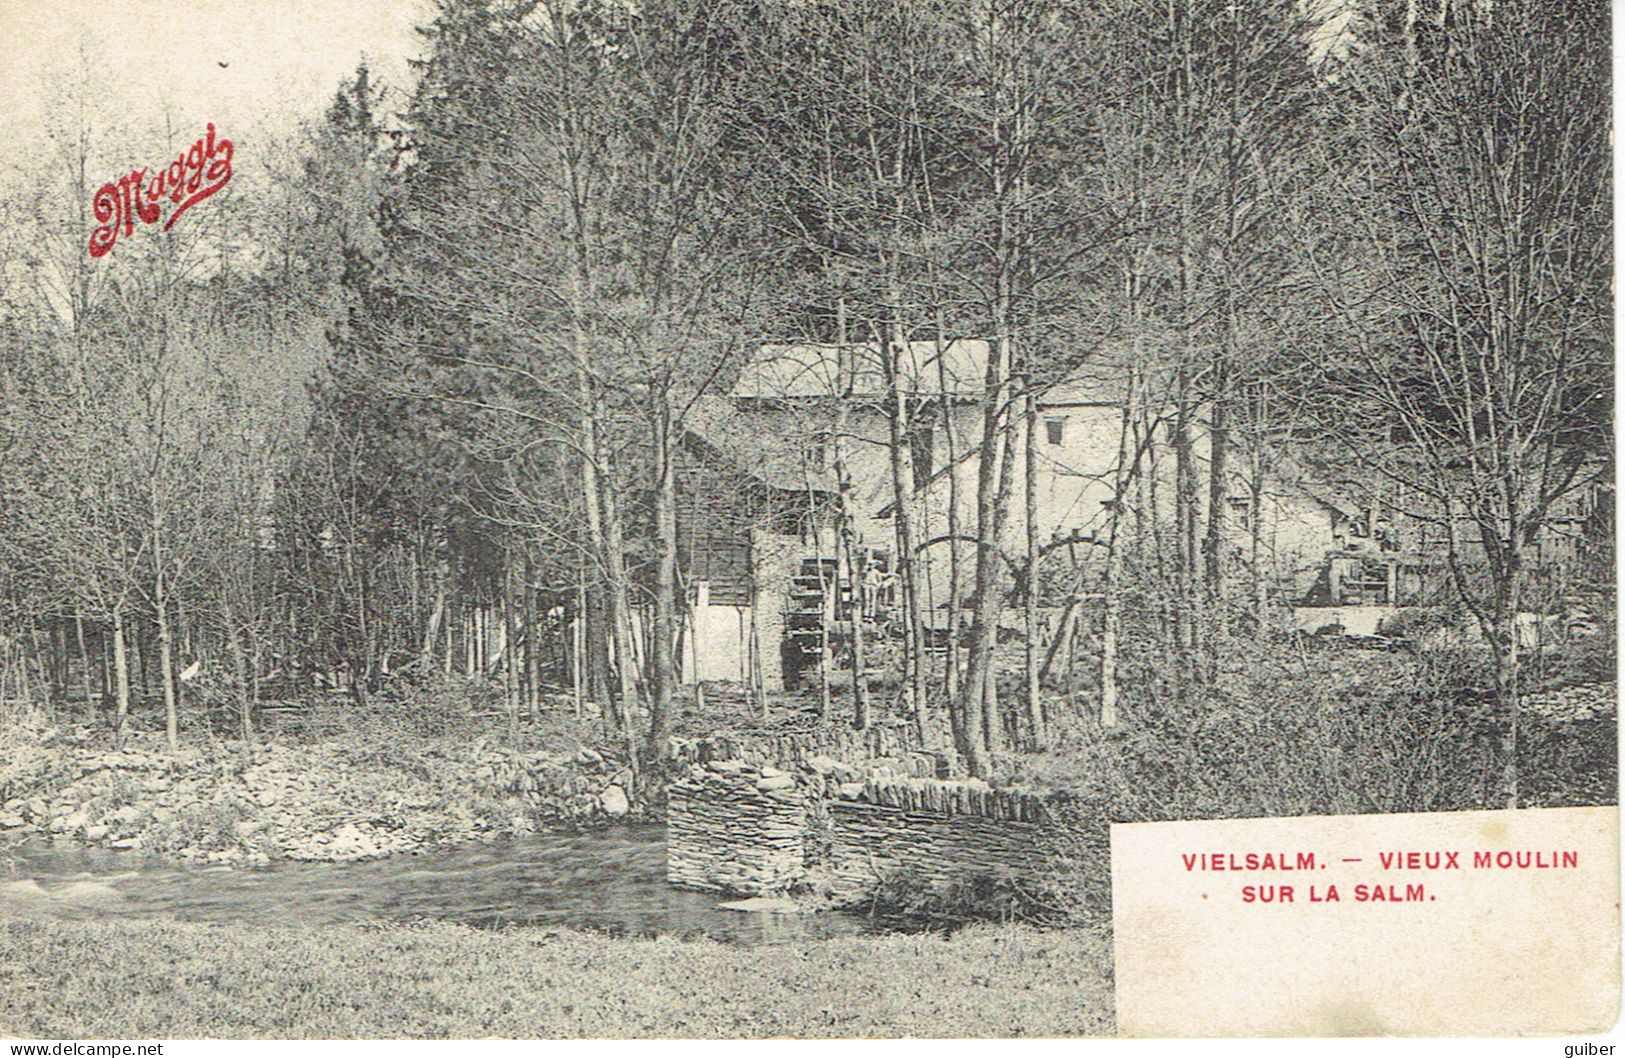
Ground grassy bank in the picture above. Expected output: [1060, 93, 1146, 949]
[0, 918, 1113, 1038]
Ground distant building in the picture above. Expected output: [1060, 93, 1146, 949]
[674, 340, 1361, 689]
[674, 341, 1612, 680]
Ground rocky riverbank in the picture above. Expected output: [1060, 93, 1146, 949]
[0, 724, 646, 867]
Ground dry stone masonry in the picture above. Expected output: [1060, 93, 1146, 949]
[665, 720, 931, 773]
[666, 761, 807, 894]
[666, 761, 1083, 902]
[1521, 682, 1616, 723]
[825, 779, 1068, 902]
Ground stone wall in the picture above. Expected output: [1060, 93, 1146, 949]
[666, 764, 1086, 905]
[666, 721, 933, 774]
[821, 779, 1067, 903]
[1522, 682, 1615, 723]
[666, 761, 806, 894]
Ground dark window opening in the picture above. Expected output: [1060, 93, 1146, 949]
[907, 422, 934, 483]
[1227, 495, 1252, 531]
[1045, 418, 1066, 446]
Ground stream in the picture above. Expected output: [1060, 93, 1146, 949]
[0, 825, 872, 944]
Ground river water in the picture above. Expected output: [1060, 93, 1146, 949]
[0, 825, 871, 945]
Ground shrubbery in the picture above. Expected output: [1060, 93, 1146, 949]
[995, 633, 1616, 924]
[865, 866, 1042, 927]
[148, 800, 248, 854]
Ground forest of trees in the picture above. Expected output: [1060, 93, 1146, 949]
[0, 0, 1611, 803]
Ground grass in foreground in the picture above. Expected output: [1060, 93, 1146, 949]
[0, 918, 1113, 1038]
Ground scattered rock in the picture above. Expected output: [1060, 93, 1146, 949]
[717, 896, 807, 913]
[756, 774, 796, 792]
[1, 723, 685, 867]
[804, 755, 840, 776]
[599, 784, 630, 817]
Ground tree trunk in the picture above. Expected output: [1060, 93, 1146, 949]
[516, 555, 532, 714]
[1022, 389, 1044, 749]
[75, 615, 94, 716]
[526, 556, 543, 716]
[1102, 252, 1146, 727]
[502, 558, 520, 743]
[443, 596, 455, 675]
[982, 651, 1004, 755]
[647, 397, 678, 758]
[585, 580, 615, 726]
[1490, 567, 1525, 810]
[132, 619, 147, 703]
[933, 321, 965, 711]
[1202, 3, 1245, 667]
[747, 534, 767, 719]
[1171, 0, 1202, 686]
[1100, 405, 1134, 730]
[1173, 394, 1200, 680]
[816, 552, 833, 720]
[882, 321, 926, 746]
[1249, 395, 1267, 623]
[463, 605, 476, 678]
[957, 355, 1007, 776]
[598, 478, 642, 784]
[840, 515, 869, 732]
[1040, 579, 1079, 689]
[831, 308, 869, 731]
[573, 573, 586, 716]
[226, 619, 253, 760]
[47, 624, 64, 704]
[598, 445, 641, 735]
[983, 406, 1020, 758]
[249, 624, 262, 727]
[111, 607, 131, 749]
[960, 360, 1019, 774]
[421, 577, 445, 669]
[563, 133, 637, 743]
[155, 594, 178, 752]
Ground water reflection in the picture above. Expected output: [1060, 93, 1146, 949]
[0, 826, 871, 945]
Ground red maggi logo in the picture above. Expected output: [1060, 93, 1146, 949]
[88, 123, 234, 258]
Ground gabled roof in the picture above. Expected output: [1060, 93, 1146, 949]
[875, 404, 1365, 522]
[682, 394, 836, 493]
[1037, 346, 1148, 405]
[729, 340, 991, 400]
[730, 339, 1157, 406]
